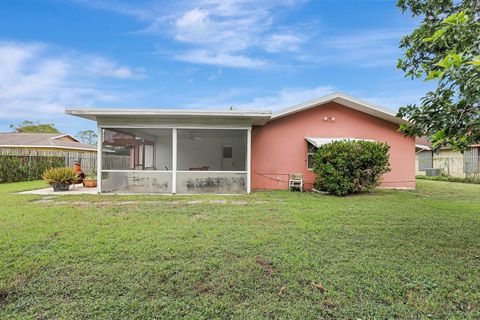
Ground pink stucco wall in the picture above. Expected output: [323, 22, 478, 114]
[251, 102, 416, 190]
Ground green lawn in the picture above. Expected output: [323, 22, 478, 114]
[1, 180, 479, 319]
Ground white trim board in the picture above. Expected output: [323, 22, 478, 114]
[272, 92, 407, 125]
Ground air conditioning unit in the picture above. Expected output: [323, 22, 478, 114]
[425, 168, 442, 176]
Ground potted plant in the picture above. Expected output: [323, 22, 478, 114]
[42, 167, 78, 192]
[83, 169, 97, 188]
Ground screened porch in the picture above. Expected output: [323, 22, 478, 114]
[100, 128, 249, 194]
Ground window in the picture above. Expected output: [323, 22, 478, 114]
[463, 147, 479, 174]
[417, 150, 433, 171]
[307, 141, 317, 170]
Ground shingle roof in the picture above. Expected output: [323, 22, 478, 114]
[0, 133, 97, 151]
[415, 136, 433, 149]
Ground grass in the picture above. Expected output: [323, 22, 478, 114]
[1, 180, 479, 319]
[417, 174, 480, 184]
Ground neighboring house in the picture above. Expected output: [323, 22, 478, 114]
[0, 133, 97, 155]
[415, 137, 480, 177]
[66, 92, 416, 194]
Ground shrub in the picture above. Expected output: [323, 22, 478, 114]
[42, 167, 78, 185]
[313, 140, 391, 196]
[0, 155, 65, 183]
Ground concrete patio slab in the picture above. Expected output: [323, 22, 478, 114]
[19, 184, 98, 195]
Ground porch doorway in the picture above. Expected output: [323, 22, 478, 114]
[221, 145, 234, 170]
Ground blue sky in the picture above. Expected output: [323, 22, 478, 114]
[0, 0, 431, 135]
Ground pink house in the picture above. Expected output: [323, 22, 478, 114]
[252, 93, 416, 190]
[67, 92, 415, 194]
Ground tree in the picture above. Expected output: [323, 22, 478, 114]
[75, 129, 98, 146]
[10, 120, 60, 133]
[396, 0, 480, 151]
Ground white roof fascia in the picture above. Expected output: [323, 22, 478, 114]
[65, 109, 272, 125]
[305, 137, 374, 148]
[273, 92, 408, 125]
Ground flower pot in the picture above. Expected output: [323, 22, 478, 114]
[52, 182, 70, 192]
[83, 179, 97, 188]
[73, 163, 82, 174]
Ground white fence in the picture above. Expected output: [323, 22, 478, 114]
[0, 148, 97, 175]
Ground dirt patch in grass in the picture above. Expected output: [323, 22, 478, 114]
[190, 212, 210, 221]
[255, 257, 276, 276]
[0, 290, 13, 307]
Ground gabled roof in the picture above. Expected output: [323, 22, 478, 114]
[0, 133, 97, 151]
[415, 136, 480, 151]
[272, 92, 407, 125]
[65, 92, 406, 126]
[415, 136, 433, 151]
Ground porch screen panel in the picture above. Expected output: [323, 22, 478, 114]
[176, 171, 247, 194]
[102, 129, 134, 170]
[176, 129, 247, 193]
[177, 129, 246, 171]
[102, 128, 172, 170]
[102, 171, 172, 193]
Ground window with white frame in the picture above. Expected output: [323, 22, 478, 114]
[307, 141, 317, 170]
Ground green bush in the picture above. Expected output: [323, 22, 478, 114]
[313, 140, 391, 196]
[0, 155, 65, 183]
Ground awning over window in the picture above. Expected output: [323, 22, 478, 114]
[305, 137, 373, 148]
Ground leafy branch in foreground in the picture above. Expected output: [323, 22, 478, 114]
[397, 0, 480, 151]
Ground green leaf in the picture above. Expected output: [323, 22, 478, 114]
[442, 13, 458, 25]
[423, 28, 447, 42]
[467, 55, 480, 66]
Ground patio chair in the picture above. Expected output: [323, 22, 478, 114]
[288, 173, 304, 192]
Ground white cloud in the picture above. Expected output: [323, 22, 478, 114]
[264, 33, 304, 53]
[175, 50, 266, 68]
[182, 85, 335, 111]
[309, 30, 406, 67]
[74, 1, 405, 69]
[0, 41, 143, 120]
[324, 30, 404, 50]
[208, 68, 222, 80]
[76, 0, 307, 68]
[237, 86, 335, 110]
[82, 56, 146, 79]
[361, 90, 427, 110]
[174, 8, 211, 42]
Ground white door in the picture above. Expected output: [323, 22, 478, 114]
[221, 145, 234, 170]
[144, 144, 154, 168]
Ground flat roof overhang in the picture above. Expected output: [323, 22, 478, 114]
[65, 109, 272, 127]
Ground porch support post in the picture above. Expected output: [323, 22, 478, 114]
[172, 128, 177, 194]
[247, 128, 251, 194]
[97, 127, 102, 194]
